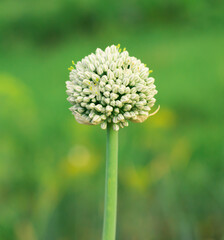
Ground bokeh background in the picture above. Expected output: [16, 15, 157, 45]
[0, 0, 224, 239]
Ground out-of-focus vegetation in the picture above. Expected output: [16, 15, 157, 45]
[1, 0, 224, 48]
[0, 0, 224, 239]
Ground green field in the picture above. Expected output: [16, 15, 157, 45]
[0, 4, 224, 239]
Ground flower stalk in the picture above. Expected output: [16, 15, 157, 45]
[102, 123, 118, 240]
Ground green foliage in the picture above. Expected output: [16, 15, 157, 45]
[0, 0, 224, 46]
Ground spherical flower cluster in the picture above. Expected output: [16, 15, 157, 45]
[66, 44, 159, 131]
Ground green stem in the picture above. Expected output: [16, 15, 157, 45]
[102, 123, 118, 240]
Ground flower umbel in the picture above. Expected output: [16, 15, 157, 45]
[66, 44, 158, 131]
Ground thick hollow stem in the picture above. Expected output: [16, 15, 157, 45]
[102, 123, 118, 240]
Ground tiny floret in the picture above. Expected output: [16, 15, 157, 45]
[66, 45, 159, 131]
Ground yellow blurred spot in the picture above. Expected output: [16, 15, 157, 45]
[149, 107, 176, 129]
[123, 48, 126, 51]
[122, 167, 149, 192]
[149, 156, 170, 183]
[149, 70, 153, 74]
[63, 145, 99, 177]
[0, 74, 38, 134]
[119, 49, 121, 53]
[121, 137, 191, 191]
[170, 138, 191, 167]
[117, 44, 120, 48]
[72, 60, 75, 65]
[15, 221, 37, 240]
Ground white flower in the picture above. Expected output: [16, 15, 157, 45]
[66, 44, 159, 131]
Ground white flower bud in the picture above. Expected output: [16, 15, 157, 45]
[121, 95, 130, 103]
[74, 86, 82, 92]
[143, 106, 151, 111]
[123, 104, 132, 111]
[89, 63, 95, 72]
[130, 87, 137, 94]
[83, 79, 91, 86]
[78, 107, 85, 113]
[95, 104, 103, 112]
[95, 60, 100, 67]
[115, 100, 122, 108]
[130, 111, 136, 118]
[107, 69, 114, 80]
[101, 122, 107, 129]
[83, 97, 90, 102]
[104, 91, 110, 98]
[92, 115, 101, 123]
[114, 108, 119, 114]
[136, 84, 144, 91]
[116, 79, 122, 85]
[112, 84, 119, 93]
[100, 81, 106, 87]
[118, 85, 126, 94]
[101, 75, 108, 83]
[106, 105, 113, 112]
[89, 94, 95, 99]
[105, 46, 111, 54]
[85, 71, 91, 79]
[97, 55, 105, 64]
[117, 59, 123, 68]
[76, 96, 83, 103]
[125, 87, 130, 94]
[140, 68, 149, 79]
[105, 84, 112, 92]
[77, 72, 85, 79]
[123, 78, 129, 86]
[103, 64, 108, 72]
[113, 124, 119, 131]
[89, 110, 95, 119]
[146, 77, 155, 84]
[67, 45, 158, 130]
[131, 94, 139, 100]
[140, 93, 146, 99]
[123, 121, 129, 127]
[124, 112, 131, 119]
[109, 62, 116, 71]
[107, 54, 112, 62]
[139, 111, 148, 116]
[110, 100, 116, 106]
[66, 89, 73, 95]
[92, 73, 100, 81]
[117, 114, 124, 121]
[104, 98, 110, 104]
[97, 66, 103, 75]
[101, 115, 107, 120]
[108, 80, 115, 86]
[113, 117, 118, 123]
[81, 102, 87, 107]
[83, 88, 91, 95]
[96, 48, 104, 55]
[110, 93, 119, 100]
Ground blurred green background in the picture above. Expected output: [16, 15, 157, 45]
[0, 0, 224, 239]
